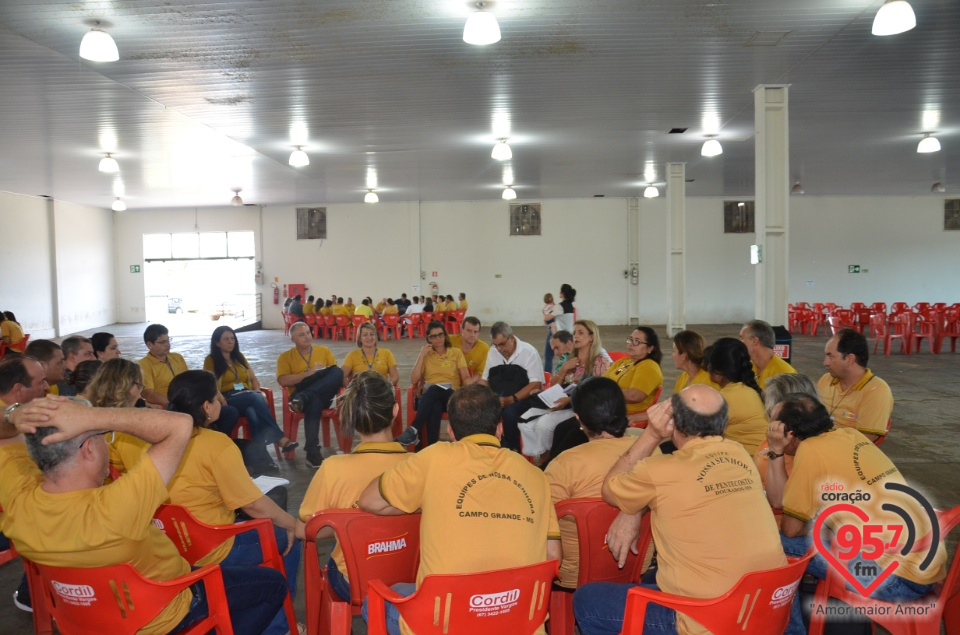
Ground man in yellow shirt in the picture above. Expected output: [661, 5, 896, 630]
[817, 329, 893, 442]
[458, 292, 469, 312]
[359, 384, 561, 635]
[56, 335, 96, 397]
[303, 294, 317, 315]
[765, 393, 945, 635]
[354, 298, 374, 319]
[740, 319, 796, 389]
[277, 322, 343, 468]
[332, 297, 348, 316]
[575, 386, 786, 635]
[0, 398, 287, 635]
[345, 297, 356, 315]
[24, 340, 64, 396]
[448, 316, 488, 380]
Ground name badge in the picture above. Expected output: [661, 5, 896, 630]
[233, 383, 245, 392]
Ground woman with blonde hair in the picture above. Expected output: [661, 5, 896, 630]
[341, 322, 400, 386]
[671, 329, 718, 392]
[298, 370, 410, 600]
[85, 358, 150, 474]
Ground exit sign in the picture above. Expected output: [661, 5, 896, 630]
[130, 265, 141, 273]
[848, 265, 860, 273]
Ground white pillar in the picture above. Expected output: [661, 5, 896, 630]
[627, 197, 640, 324]
[753, 85, 790, 327]
[665, 162, 686, 335]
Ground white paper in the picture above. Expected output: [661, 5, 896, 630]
[536, 383, 567, 408]
[253, 475, 290, 495]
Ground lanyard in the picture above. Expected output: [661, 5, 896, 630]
[230, 364, 241, 382]
[298, 348, 313, 370]
[362, 348, 378, 370]
[164, 359, 177, 377]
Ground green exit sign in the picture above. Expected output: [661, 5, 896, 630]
[848, 265, 860, 273]
[130, 265, 141, 273]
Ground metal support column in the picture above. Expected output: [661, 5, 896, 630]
[665, 162, 686, 335]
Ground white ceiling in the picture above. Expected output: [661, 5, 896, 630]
[0, 0, 956, 210]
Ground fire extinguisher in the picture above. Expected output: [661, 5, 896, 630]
[271, 282, 279, 305]
[283, 283, 288, 298]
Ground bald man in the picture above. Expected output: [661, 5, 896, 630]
[574, 385, 787, 635]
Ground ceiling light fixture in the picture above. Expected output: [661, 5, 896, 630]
[364, 190, 379, 203]
[502, 186, 517, 200]
[79, 22, 119, 62]
[932, 181, 945, 193]
[791, 180, 805, 195]
[231, 189, 243, 206]
[111, 198, 126, 212]
[492, 139, 512, 161]
[98, 153, 119, 173]
[463, 2, 501, 45]
[288, 146, 309, 167]
[871, 0, 916, 36]
[917, 134, 941, 153]
[643, 185, 659, 198]
[701, 136, 723, 157]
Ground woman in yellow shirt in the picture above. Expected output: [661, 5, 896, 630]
[204, 326, 298, 469]
[396, 320, 470, 446]
[166, 371, 299, 635]
[0, 311, 26, 352]
[297, 371, 410, 600]
[671, 329, 718, 393]
[707, 337, 768, 455]
[85, 358, 152, 475]
[341, 322, 400, 386]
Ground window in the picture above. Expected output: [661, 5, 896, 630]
[723, 201, 755, 233]
[297, 207, 327, 239]
[509, 203, 541, 236]
[143, 231, 255, 260]
[945, 199, 960, 231]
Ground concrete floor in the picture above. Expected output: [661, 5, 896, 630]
[1, 322, 957, 633]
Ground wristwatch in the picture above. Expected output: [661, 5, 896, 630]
[764, 449, 785, 460]
[3, 403, 22, 425]
[511, 394, 518, 403]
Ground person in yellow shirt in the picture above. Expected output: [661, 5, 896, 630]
[574, 386, 786, 635]
[297, 371, 410, 601]
[24, 339, 64, 396]
[670, 329, 719, 393]
[359, 384, 561, 635]
[740, 319, 797, 389]
[345, 297, 356, 315]
[381, 299, 399, 315]
[84, 358, 152, 475]
[166, 371, 300, 635]
[303, 295, 317, 315]
[341, 323, 400, 386]
[447, 316, 489, 379]
[1, 395, 288, 635]
[332, 297, 349, 317]
[458, 292, 469, 312]
[277, 322, 343, 468]
[319, 300, 334, 316]
[0, 312, 26, 353]
[766, 393, 945, 635]
[707, 338, 768, 456]
[354, 298, 375, 319]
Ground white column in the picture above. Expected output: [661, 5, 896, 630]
[627, 197, 640, 324]
[753, 85, 790, 327]
[665, 162, 686, 335]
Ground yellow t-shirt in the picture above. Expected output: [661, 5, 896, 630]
[604, 358, 663, 414]
[303, 302, 317, 315]
[375, 302, 385, 314]
[817, 370, 893, 437]
[342, 348, 398, 380]
[166, 428, 264, 565]
[299, 442, 410, 582]
[1, 321, 25, 348]
[421, 347, 468, 388]
[345, 303, 356, 315]
[672, 368, 719, 394]
[202, 356, 252, 393]
[448, 335, 489, 377]
[783, 427, 946, 586]
[378, 433, 560, 635]
[606, 436, 786, 635]
[754, 355, 797, 390]
[382, 305, 399, 315]
[139, 352, 189, 399]
[444, 301, 458, 312]
[718, 382, 768, 456]
[319, 307, 333, 316]
[545, 436, 644, 588]
[354, 305, 374, 319]
[459, 300, 469, 311]
[333, 305, 349, 317]
[0, 445, 191, 635]
[277, 345, 337, 395]
[45, 384, 59, 396]
[109, 431, 150, 474]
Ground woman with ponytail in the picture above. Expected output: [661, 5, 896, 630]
[706, 338, 768, 455]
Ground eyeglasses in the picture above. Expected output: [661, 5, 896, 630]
[77, 430, 115, 449]
[626, 338, 648, 346]
[492, 339, 511, 350]
[427, 333, 445, 340]
[154, 338, 172, 345]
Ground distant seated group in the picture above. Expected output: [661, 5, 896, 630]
[283, 291, 468, 323]
[0, 312, 947, 635]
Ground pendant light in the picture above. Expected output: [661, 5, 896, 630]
[643, 186, 659, 198]
[917, 134, 941, 153]
[872, 0, 916, 36]
[288, 146, 309, 167]
[111, 198, 126, 211]
[492, 139, 512, 161]
[98, 153, 119, 173]
[463, 2, 501, 45]
[80, 22, 119, 62]
[701, 136, 723, 157]
[364, 190, 379, 203]
[231, 189, 244, 206]
[502, 186, 517, 200]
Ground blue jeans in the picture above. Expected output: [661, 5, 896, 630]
[299, 366, 345, 451]
[226, 390, 284, 445]
[574, 582, 677, 635]
[361, 582, 416, 635]
[173, 564, 287, 635]
[544, 328, 554, 375]
[781, 533, 935, 635]
[209, 404, 240, 437]
[326, 556, 351, 602]
[410, 385, 452, 444]
[220, 523, 301, 635]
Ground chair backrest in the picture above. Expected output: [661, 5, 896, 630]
[890, 301, 909, 314]
[849, 302, 866, 310]
[153, 504, 278, 569]
[421, 312, 434, 323]
[352, 314, 368, 326]
[0, 544, 17, 567]
[555, 498, 652, 586]
[372, 560, 557, 635]
[382, 314, 400, 327]
[619, 552, 812, 635]
[304, 510, 421, 608]
[304, 314, 318, 326]
[30, 559, 232, 635]
[608, 351, 629, 362]
[335, 315, 350, 327]
[324, 314, 336, 326]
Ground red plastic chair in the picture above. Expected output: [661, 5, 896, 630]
[871, 313, 908, 356]
[618, 552, 813, 635]
[28, 558, 234, 635]
[303, 510, 421, 635]
[334, 315, 353, 341]
[322, 315, 337, 340]
[0, 543, 16, 567]
[628, 386, 663, 429]
[890, 302, 910, 315]
[939, 308, 960, 353]
[405, 313, 422, 339]
[870, 302, 887, 315]
[232, 388, 284, 461]
[304, 314, 321, 338]
[909, 312, 939, 354]
[0, 333, 30, 357]
[282, 385, 346, 456]
[913, 302, 931, 313]
[828, 309, 860, 335]
[448, 309, 466, 335]
[433, 311, 446, 324]
[608, 351, 629, 362]
[283, 313, 301, 336]
[549, 499, 652, 635]
[351, 314, 369, 333]
[808, 504, 960, 635]
[153, 504, 296, 633]
[849, 302, 867, 311]
[379, 314, 402, 340]
[367, 560, 558, 635]
[872, 417, 892, 446]
[419, 312, 435, 331]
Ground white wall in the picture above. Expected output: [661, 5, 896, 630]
[0, 192, 115, 338]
